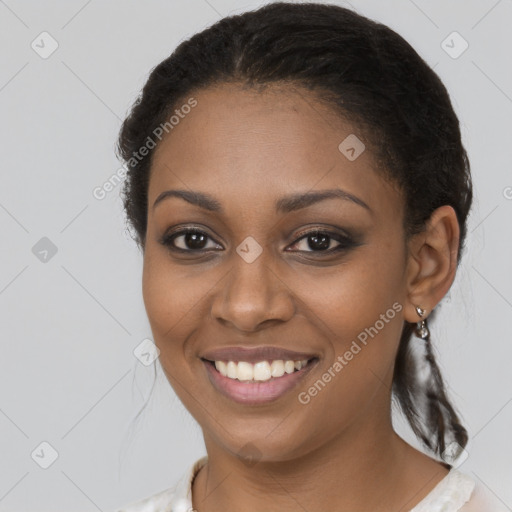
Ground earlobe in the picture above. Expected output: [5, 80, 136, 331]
[404, 205, 460, 323]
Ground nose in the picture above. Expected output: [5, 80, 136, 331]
[210, 255, 295, 332]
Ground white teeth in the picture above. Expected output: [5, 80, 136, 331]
[215, 361, 227, 376]
[253, 361, 272, 381]
[213, 359, 311, 381]
[270, 360, 285, 377]
[237, 361, 254, 381]
[226, 361, 237, 379]
[294, 359, 308, 370]
[284, 360, 295, 374]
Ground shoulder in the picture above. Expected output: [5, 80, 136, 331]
[112, 456, 208, 512]
[410, 468, 510, 512]
[458, 478, 510, 512]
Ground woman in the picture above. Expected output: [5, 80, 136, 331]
[114, 2, 506, 511]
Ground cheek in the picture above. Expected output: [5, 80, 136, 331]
[142, 254, 177, 334]
[141, 250, 208, 398]
[141, 247, 224, 363]
[295, 241, 406, 390]
[300, 244, 404, 335]
[291, 252, 405, 440]
[142, 249, 200, 343]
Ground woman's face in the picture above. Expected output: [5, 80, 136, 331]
[143, 83, 411, 462]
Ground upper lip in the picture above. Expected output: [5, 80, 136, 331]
[200, 346, 318, 363]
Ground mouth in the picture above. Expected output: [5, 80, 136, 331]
[201, 354, 319, 405]
[204, 357, 317, 381]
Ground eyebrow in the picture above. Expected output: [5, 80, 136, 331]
[152, 188, 372, 214]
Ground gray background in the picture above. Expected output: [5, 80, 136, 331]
[0, 0, 511, 510]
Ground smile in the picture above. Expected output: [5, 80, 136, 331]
[202, 357, 319, 405]
[214, 358, 310, 381]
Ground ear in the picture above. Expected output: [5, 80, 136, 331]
[403, 205, 460, 323]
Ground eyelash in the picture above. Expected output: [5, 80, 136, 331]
[159, 226, 356, 256]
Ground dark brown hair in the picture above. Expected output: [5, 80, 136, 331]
[116, 1, 472, 459]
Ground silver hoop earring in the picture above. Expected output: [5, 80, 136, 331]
[414, 305, 430, 340]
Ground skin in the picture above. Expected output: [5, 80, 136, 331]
[142, 82, 460, 512]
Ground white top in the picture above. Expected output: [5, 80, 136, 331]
[114, 456, 510, 512]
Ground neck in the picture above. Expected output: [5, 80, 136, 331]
[192, 403, 448, 512]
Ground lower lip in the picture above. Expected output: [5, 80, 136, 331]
[203, 359, 318, 405]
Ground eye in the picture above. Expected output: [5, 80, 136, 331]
[287, 229, 355, 253]
[159, 228, 222, 252]
[159, 227, 357, 255]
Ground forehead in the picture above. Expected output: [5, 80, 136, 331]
[148, 82, 401, 219]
